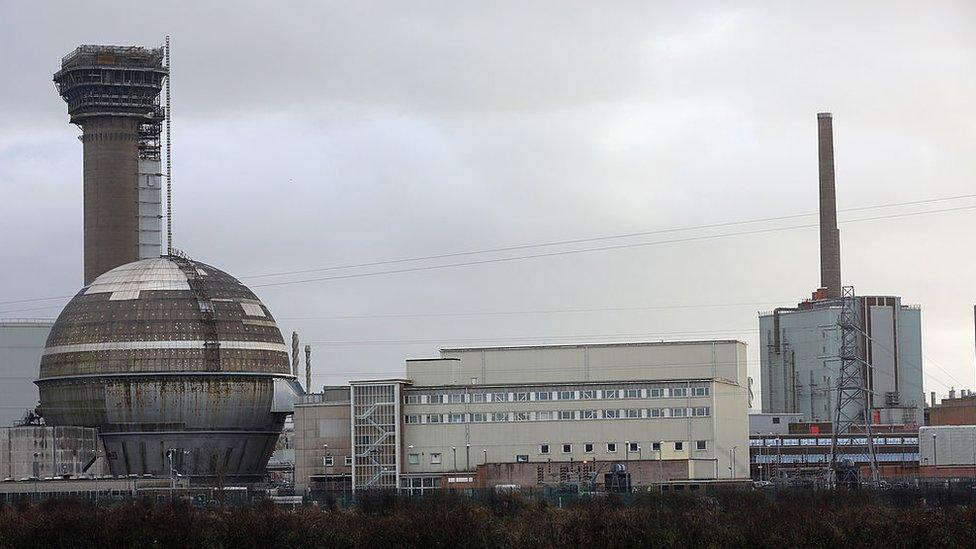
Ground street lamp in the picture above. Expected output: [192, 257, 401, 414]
[482, 448, 488, 465]
[466, 444, 471, 470]
[625, 441, 630, 462]
[452, 447, 457, 472]
[729, 446, 738, 478]
[932, 433, 938, 468]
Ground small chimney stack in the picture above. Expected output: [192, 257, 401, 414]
[930, 391, 937, 407]
[818, 112, 842, 299]
[304, 344, 312, 393]
[291, 332, 300, 379]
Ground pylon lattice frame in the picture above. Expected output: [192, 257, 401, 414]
[829, 286, 880, 484]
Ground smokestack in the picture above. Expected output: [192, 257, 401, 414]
[818, 112, 842, 299]
[304, 345, 312, 393]
[931, 391, 937, 407]
[291, 331, 300, 378]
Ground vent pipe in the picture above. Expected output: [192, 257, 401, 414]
[818, 112, 842, 299]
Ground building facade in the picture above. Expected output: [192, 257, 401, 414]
[759, 295, 923, 425]
[294, 387, 353, 495]
[295, 340, 750, 495]
[0, 425, 106, 480]
[0, 320, 53, 427]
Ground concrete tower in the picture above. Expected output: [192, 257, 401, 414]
[54, 45, 168, 284]
[817, 112, 842, 299]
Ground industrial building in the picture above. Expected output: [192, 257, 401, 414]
[33, 43, 303, 483]
[295, 340, 750, 495]
[759, 113, 924, 426]
[748, 414, 919, 482]
[54, 45, 168, 284]
[0, 320, 53, 426]
[36, 257, 301, 480]
[926, 391, 976, 426]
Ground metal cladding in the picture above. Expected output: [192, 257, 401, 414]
[54, 45, 168, 284]
[817, 112, 842, 299]
[35, 256, 296, 481]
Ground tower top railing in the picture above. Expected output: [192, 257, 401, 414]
[61, 45, 164, 69]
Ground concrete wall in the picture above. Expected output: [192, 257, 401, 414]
[412, 340, 746, 386]
[0, 321, 52, 427]
[0, 425, 106, 479]
[749, 413, 804, 435]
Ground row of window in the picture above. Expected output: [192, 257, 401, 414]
[750, 436, 920, 447]
[322, 456, 353, 466]
[406, 440, 706, 465]
[406, 387, 709, 405]
[405, 407, 711, 424]
[754, 452, 920, 464]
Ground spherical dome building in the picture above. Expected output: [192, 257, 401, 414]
[36, 256, 297, 480]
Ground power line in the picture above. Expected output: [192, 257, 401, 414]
[3, 194, 975, 310]
[252, 203, 976, 290]
[242, 192, 976, 280]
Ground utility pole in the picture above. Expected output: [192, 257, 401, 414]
[829, 287, 880, 485]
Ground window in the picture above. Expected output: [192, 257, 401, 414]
[603, 389, 619, 399]
[801, 438, 817, 446]
[648, 408, 663, 418]
[692, 407, 710, 417]
[536, 391, 552, 401]
[324, 456, 334, 466]
[559, 411, 574, 420]
[604, 409, 619, 419]
[540, 444, 550, 454]
[449, 393, 464, 404]
[491, 392, 507, 403]
[581, 410, 598, 420]
[491, 413, 509, 422]
[430, 453, 442, 464]
[427, 414, 442, 424]
[408, 454, 420, 465]
[558, 391, 574, 400]
[405, 415, 420, 424]
[627, 442, 639, 452]
[537, 411, 553, 421]
[580, 390, 597, 400]
[345, 456, 353, 466]
[625, 389, 640, 398]
[471, 412, 487, 422]
[405, 395, 420, 404]
[514, 412, 530, 422]
[648, 388, 663, 398]
[692, 387, 709, 397]
[449, 413, 464, 423]
[782, 438, 799, 446]
[430, 394, 446, 404]
[584, 443, 594, 453]
[651, 442, 661, 451]
[671, 408, 688, 417]
[671, 387, 687, 397]
[772, 417, 781, 424]
[562, 444, 572, 453]
[695, 440, 707, 451]
[624, 409, 640, 419]
[607, 443, 617, 453]
[516, 455, 529, 463]
[515, 392, 530, 402]
[472, 393, 486, 403]
[674, 441, 684, 451]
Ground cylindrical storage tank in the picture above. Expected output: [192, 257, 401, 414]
[36, 256, 296, 481]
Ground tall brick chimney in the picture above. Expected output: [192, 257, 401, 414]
[818, 112, 842, 299]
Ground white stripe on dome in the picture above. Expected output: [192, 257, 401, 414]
[43, 340, 288, 356]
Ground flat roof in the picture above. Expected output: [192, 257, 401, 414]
[439, 339, 745, 353]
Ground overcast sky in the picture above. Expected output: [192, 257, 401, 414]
[1, 1, 975, 406]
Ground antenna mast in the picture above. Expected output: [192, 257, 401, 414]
[165, 35, 173, 255]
